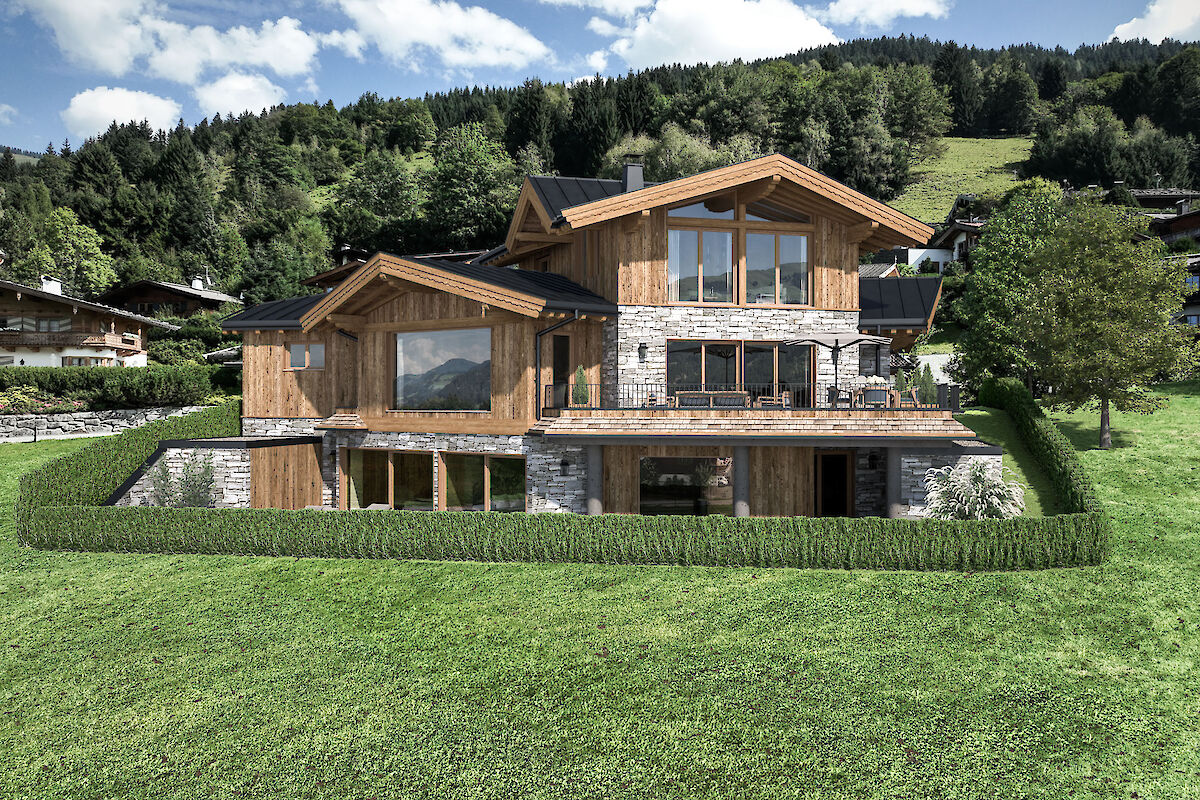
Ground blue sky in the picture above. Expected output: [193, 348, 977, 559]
[0, 0, 1196, 152]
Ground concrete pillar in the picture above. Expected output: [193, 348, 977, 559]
[886, 446, 903, 519]
[733, 445, 750, 517]
[586, 444, 603, 515]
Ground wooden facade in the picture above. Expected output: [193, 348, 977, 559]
[250, 442, 324, 509]
[0, 282, 153, 364]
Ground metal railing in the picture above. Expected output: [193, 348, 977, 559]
[543, 382, 960, 412]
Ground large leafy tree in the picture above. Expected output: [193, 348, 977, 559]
[424, 123, 518, 251]
[1021, 201, 1198, 448]
[951, 179, 1062, 393]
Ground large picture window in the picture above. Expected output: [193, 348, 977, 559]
[667, 340, 812, 405]
[394, 328, 491, 411]
[344, 449, 519, 511]
[639, 456, 733, 516]
[667, 229, 733, 303]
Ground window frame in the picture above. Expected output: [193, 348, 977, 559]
[665, 188, 815, 309]
[666, 339, 815, 393]
[285, 341, 325, 372]
[339, 448, 527, 512]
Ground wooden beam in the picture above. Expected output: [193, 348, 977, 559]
[739, 175, 781, 205]
[511, 232, 565, 245]
[326, 313, 365, 330]
[847, 220, 880, 245]
[622, 209, 650, 234]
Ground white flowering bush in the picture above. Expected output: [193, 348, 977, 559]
[923, 460, 1026, 520]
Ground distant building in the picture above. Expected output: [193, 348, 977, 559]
[0, 277, 177, 367]
[98, 278, 241, 317]
[1174, 254, 1200, 329]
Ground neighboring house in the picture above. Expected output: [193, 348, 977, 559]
[866, 246, 953, 274]
[1150, 206, 1200, 246]
[927, 219, 985, 264]
[1174, 254, 1200, 328]
[0, 277, 177, 367]
[98, 278, 241, 316]
[858, 262, 899, 278]
[221, 154, 995, 518]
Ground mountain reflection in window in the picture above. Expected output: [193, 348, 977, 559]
[394, 328, 491, 411]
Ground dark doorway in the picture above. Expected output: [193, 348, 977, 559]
[552, 334, 571, 407]
[816, 452, 853, 517]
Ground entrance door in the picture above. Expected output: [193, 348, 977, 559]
[816, 452, 853, 517]
[551, 334, 571, 407]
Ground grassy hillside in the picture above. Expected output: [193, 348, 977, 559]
[891, 137, 1033, 224]
[2, 383, 1198, 798]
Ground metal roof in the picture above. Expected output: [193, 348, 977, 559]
[0, 279, 178, 330]
[528, 176, 628, 222]
[221, 293, 325, 331]
[858, 276, 942, 328]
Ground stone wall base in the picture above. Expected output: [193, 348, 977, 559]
[117, 447, 251, 508]
[0, 405, 211, 443]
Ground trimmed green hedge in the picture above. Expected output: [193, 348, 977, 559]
[14, 391, 1110, 572]
[977, 378, 1105, 515]
[0, 364, 218, 409]
[15, 402, 241, 532]
[20, 507, 1106, 571]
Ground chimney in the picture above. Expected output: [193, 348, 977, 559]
[1179, 199, 1192, 215]
[40, 275, 62, 295]
[622, 154, 644, 193]
[191, 277, 205, 291]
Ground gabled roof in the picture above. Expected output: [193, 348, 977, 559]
[223, 252, 616, 333]
[0, 279, 178, 330]
[859, 262, 899, 279]
[528, 176, 634, 221]
[99, 279, 241, 306]
[858, 276, 942, 329]
[928, 219, 985, 249]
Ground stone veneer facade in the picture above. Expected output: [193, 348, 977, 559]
[602, 306, 889, 399]
[0, 405, 211, 442]
[118, 447, 251, 508]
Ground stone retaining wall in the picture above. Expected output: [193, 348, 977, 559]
[117, 447, 251, 508]
[0, 405, 211, 443]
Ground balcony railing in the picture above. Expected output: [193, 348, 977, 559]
[0, 331, 142, 350]
[544, 382, 961, 412]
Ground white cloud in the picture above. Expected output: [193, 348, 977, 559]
[12, 0, 154, 75]
[1112, 0, 1200, 42]
[319, 28, 369, 60]
[142, 16, 320, 85]
[327, 0, 552, 71]
[586, 49, 609, 72]
[0, 104, 16, 126]
[540, 0, 654, 16]
[587, 16, 623, 36]
[819, 0, 951, 29]
[193, 72, 287, 116]
[60, 86, 182, 139]
[606, 0, 837, 70]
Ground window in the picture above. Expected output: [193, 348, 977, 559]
[1, 316, 34, 331]
[1186, 274, 1200, 293]
[36, 317, 72, 332]
[347, 450, 389, 509]
[667, 229, 699, 302]
[667, 229, 733, 303]
[639, 456, 733, 515]
[394, 328, 491, 411]
[393, 452, 435, 510]
[61, 357, 111, 367]
[442, 453, 525, 512]
[667, 340, 811, 400]
[345, 450, 437, 510]
[287, 342, 325, 370]
[1182, 314, 1200, 326]
[859, 344, 884, 377]
[667, 340, 738, 389]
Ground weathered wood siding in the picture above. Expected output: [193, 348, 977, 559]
[242, 329, 335, 418]
[250, 443, 323, 509]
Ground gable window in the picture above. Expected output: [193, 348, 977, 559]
[287, 342, 325, 370]
[394, 328, 491, 411]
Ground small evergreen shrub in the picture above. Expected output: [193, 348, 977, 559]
[924, 461, 1026, 520]
[571, 365, 590, 406]
[150, 453, 216, 508]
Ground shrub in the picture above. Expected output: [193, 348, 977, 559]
[150, 453, 216, 508]
[924, 461, 1026, 520]
[0, 386, 86, 414]
[571, 365, 590, 405]
[19, 507, 1109, 572]
[0, 365, 217, 410]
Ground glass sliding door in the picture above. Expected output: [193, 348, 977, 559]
[392, 452, 434, 510]
[488, 456, 526, 512]
[347, 449, 389, 509]
[778, 344, 813, 408]
[639, 456, 734, 516]
[443, 453, 486, 511]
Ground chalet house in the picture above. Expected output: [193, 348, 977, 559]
[219, 155, 997, 518]
[98, 278, 241, 317]
[1, 277, 176, 367]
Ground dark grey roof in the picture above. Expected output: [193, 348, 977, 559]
[221, 293, 325, 331]
[222, 255, 616, 331]
[100, 279, 241, 305]
[858, 276, 942, 328]
[0, 279, 178, 330]
[407, 256, 616, 313]
[528, 176, 627, 222]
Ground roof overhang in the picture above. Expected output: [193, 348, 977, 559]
[554, 155, 933, 247]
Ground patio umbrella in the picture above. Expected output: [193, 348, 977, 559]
[782, 332, 892, 397]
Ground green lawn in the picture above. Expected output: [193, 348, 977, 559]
[3, 384, 1200, 798]
[955, 407, 1061, 517]
[891, 137, 1033, 224]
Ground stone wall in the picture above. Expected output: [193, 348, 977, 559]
[899, 450, 1004, 517]
[602, 306, 884, 401]
[241, 419, 587, 513]
[0, 405, 211, 443]
[117, 447, 251, 508]
[852, 447, 886, 517]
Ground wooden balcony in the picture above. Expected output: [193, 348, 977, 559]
[0, 330, 144, 352]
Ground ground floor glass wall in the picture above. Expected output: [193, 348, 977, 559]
[639, 456, 733, 516]
[345, 448, 524, 512]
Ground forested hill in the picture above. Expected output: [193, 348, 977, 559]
[0, 37, 1197, 306]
